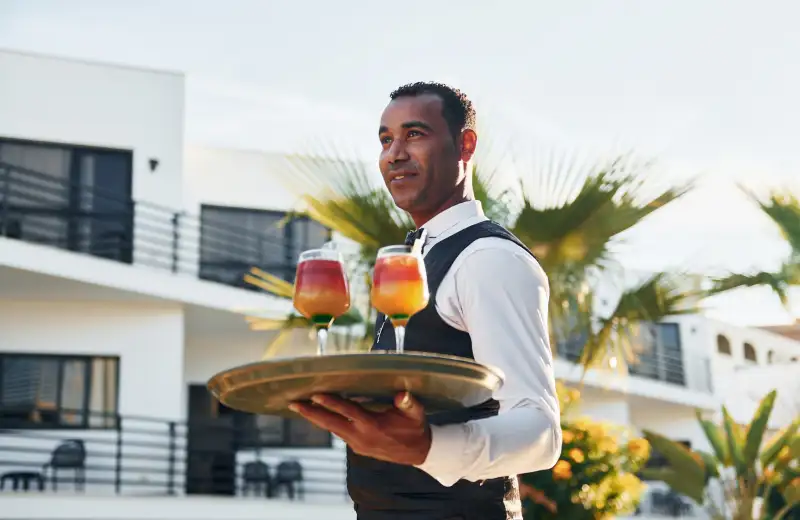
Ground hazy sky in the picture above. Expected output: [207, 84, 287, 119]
[1, 0, 799, 325]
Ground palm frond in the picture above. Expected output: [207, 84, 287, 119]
[708, 262, 800, 307]
[580, 272, 702, 369]
[509, 155, 691, 273]
[739, 185, 800, 256]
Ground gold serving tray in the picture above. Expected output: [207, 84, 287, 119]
[207, 352, 505, 417]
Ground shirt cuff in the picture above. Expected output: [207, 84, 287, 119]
[413, 422, 471, 487]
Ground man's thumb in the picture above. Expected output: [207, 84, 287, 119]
[395, 391, 425, 421]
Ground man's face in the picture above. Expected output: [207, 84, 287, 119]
[378, 94, 462, 216]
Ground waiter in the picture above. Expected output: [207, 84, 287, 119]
[289, 82, 561, 519]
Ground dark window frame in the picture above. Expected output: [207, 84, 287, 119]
[0, 136, 135, 263]
[743, 342, 757, 363]
[198, 204, 332, 289]
[0, 352, 121, 430]
[717, 334, 732, 355]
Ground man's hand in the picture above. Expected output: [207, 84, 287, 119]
[289, 391, 432, 466]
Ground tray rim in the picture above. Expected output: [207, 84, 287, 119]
[206, 351, 506, 397]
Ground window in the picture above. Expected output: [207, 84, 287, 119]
[743, 343, 757, 363]
[199, 205, 331, 289]
[0, 138, 134, 262]
[222, 408, 332, 448]
[629, 323, 685, 386]
[767, 350, 775, 364]
[0, 354, 119, 429]
[717, 335, 731, 355]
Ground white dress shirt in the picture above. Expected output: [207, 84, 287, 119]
[411, 200, 562, 487]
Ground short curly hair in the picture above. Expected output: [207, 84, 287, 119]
[389, 82, 476, 140]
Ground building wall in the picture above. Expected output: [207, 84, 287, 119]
[0, 300, 185, 419]
[183, 145, 298, 214]
[1, 494, 356, 520]
[0, 49, 185, 209]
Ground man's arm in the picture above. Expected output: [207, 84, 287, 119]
[414, 240, 562, 487]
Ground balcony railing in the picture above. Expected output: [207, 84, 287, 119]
[0, 161, 301, 289]
[0, 407, 347, 501]
[558, 325, 713, 394]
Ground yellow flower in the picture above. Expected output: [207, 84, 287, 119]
[562, 430, 575, 443]
[553, 460, 573, 480]
[598, 436, 618, 454]
[586, 423, 607, 438]
[627, 438, 651, 459]
[569, 448, 585, 463]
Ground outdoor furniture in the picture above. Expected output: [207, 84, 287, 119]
[272, 459, 303, 500]
[42, 439, 86, 491]
[241, 460, 271, 497]
[0, 471, 45, 492]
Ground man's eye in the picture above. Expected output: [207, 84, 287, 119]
[380, 136, 392, 145]
[407, 130, 423, 137]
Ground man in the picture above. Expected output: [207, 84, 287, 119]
[289, 82, 561, 519]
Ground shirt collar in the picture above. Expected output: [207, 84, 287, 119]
[420, 200, 484, 237]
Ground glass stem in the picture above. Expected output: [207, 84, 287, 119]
[394, 325, 405, 354]
[316, 327, 328, 356]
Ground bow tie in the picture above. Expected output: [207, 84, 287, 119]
[404, 228, 425, 246]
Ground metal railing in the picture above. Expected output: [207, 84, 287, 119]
[557, 324, 713, 393]
[0, 407, 347, 501]
[0, 161, 302, 289]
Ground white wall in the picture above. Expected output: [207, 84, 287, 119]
[0, 300, 186, 495]
[0, 494, 356, 520]
[0, 49, 199, 278]
[0, 300, 185, 419]
[0, 49, 185, 209]
[184, 145, 299, 214]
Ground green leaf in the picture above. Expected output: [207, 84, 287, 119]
[744, 390, 778, 466]
[761, 419, 800, 467]
[642, 430, 706, 491]
[697, 409, 730, 466]
[639, 468, 706, 504]
[722, 406, 748, 475]
[695, 450, 721, 479]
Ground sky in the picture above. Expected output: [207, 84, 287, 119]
[1, 0, 799, 325]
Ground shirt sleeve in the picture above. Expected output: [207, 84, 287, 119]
[414, 242, 562, 487]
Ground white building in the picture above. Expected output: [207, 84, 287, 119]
[1, 49, 797, 520]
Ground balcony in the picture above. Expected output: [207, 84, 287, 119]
[559, 323, 713, 394]
[0, 406, 347, 503]
[0, 160, 329, 290]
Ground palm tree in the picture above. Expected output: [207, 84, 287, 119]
[708, 187, 800, 309]
[244, 140, 704, 374]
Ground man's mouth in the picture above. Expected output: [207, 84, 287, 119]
[389, 172, 418, 184]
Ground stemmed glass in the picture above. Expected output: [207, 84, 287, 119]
[371, 245, 429, 353]
[292, 248, 351, 355]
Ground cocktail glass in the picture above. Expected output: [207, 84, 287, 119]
[371, 245, 429, 353]
[293, 248, 351, 355]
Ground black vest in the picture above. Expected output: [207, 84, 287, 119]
[347, 220, 535, 520]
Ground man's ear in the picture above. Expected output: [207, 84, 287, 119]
[460, 129, 477, 163]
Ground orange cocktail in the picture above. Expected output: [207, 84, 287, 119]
[293, 248, 350, 355]
[371, 245, 429, 353]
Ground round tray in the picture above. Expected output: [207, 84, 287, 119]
[207, 351, 505, 417]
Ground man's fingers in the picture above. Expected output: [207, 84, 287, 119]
[394, 391, 426, 423]
[310, 394, 375, 425]
[289, 402, 352, 437]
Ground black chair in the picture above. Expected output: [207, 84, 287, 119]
[42, 439, 86, 491]
[241, 460, 271, 497]
[273, 459, 303, 500]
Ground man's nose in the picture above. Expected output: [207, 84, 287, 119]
[386, 139, 410, 163]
